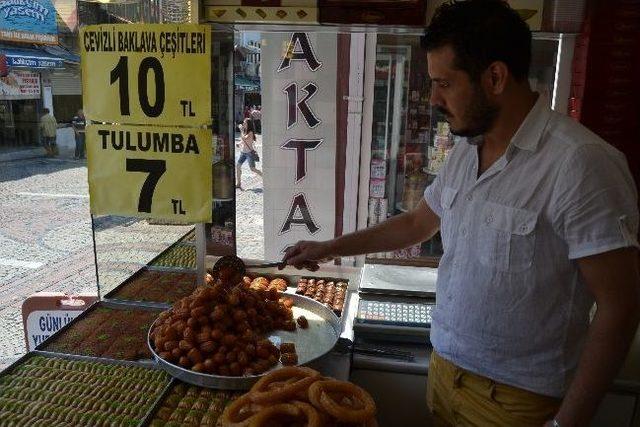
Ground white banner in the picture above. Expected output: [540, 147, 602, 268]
[262, 32, 337, 260]
[0, 70, 40, 100]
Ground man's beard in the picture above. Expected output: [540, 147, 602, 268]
[438, 86, 499, 142]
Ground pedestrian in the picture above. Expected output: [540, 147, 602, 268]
[250, 105, 262, 134]
[236, 118, 262, 190]
[71, 109, 86, 159]
[281, 2, 640, 427]
[40, 108, 58, 157]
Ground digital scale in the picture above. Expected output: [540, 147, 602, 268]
[354, 264, 437, 344]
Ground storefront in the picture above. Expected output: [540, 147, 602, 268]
[0, 45, 80, 148]
[0, 0, 80, 149]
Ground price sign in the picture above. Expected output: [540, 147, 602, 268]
[80, 24, 211, 126]
[86, 124, 212, 222]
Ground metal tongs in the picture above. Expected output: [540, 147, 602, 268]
[210, 255, 285, 279]
[353, 344, 416, 362]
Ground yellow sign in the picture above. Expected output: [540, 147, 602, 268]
[80, 24, 211, 126]
[86, 124, 212, 222]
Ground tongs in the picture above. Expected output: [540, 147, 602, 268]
[210, 255, 285, 278]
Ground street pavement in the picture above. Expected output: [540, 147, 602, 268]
[0, 146, 265, 370]
[0, 157, 191, 369]
[235, 134, 265, 261]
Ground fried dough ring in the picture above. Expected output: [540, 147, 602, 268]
[291, 401, 324, 427]
[249, 366, 321, 404]
[246, 403, 300, 427]
[309, 380, 376, 423]
[219, 394, 264, 427]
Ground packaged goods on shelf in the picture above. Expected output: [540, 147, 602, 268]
[369, 178, 386, 198]
[370, 159, 386, 179]
[368, 197, 388, 226]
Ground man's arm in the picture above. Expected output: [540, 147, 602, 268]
[281, 199, 440, 269]
[552, 248, 640, 427]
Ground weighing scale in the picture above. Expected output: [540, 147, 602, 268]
[354, 264, 437, 344]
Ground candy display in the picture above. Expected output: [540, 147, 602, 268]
[44, 305, 160, 360]
[296, 279, 348, 316]
[219, 367, 377, 426]
[109, 270, 198, 304]
[150, 279, 301, 377]
[148, 382, 241, 427]
[150, 245, 196, 269]
[243, 275, 289, 293]
[0, 355, 169, 426]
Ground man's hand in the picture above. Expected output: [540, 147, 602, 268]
[280, 200, 440, 272]
[280, 240, 334, 271]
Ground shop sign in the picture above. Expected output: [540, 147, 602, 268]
[81, 24, 213, 223]
[0, 69, 40, 100]
[86, 124, 213, 222]
[0, 0, 58, 44]
[22, 293, 97, 351]
[0, 54, 7, 77]
[80, 24, 211, 127]
[262, 32, 337, 260]
[7, 55, 63, 69]
[205, 1, 318, 24]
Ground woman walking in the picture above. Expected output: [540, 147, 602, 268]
[236, 118, 262, 190]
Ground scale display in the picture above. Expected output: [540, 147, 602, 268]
[356, 299, 433, 329]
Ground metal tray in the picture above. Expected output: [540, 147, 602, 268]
[37, 300, 162, 365]
[103, 267, 198, 309]
[146, 265, 198, 274]
[0, 351, 172, 427]
[148, 293, 341, 390]
[147, 243, 197, 271]
[139, 378, 178, 427]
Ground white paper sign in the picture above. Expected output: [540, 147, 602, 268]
[0, 70, 40, 100]
[262, 32, 337, 260]
[26, 310, 82, 350]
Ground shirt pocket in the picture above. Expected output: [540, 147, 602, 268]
[478, 202, 537, 273]
[440, 186, 459, 249]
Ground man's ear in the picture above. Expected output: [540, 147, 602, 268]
[484, 61, 509, 95]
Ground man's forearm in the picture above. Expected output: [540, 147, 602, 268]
[555, 306, 640, 426]
[328, 210, 439, 258]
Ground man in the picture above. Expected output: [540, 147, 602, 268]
[40, 108, 58, 157]
[251, 105, 262, 134]
[282, 1, 640, 426]
[71, 109, 86, 159]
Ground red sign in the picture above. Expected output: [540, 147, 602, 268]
[0, 54, 7, 77]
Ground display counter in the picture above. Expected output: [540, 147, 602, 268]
[0, 233, 367, 425]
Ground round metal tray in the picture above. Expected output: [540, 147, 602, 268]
[148, 293, 341, 390]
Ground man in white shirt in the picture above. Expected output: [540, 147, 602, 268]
[281, 1, 640, 426]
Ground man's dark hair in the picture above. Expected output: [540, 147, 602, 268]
[43, 108, 49, 114]
[422, 0, 532, 82]
[245, 118, 255, 133]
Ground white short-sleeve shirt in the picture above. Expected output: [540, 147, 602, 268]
[424, 94, 639, 397]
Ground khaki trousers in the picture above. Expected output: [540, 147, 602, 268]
[427, 351, 562, 427]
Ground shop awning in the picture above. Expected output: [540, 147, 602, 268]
[235, 75, 261, 92]
[0, 44, 79, 70]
